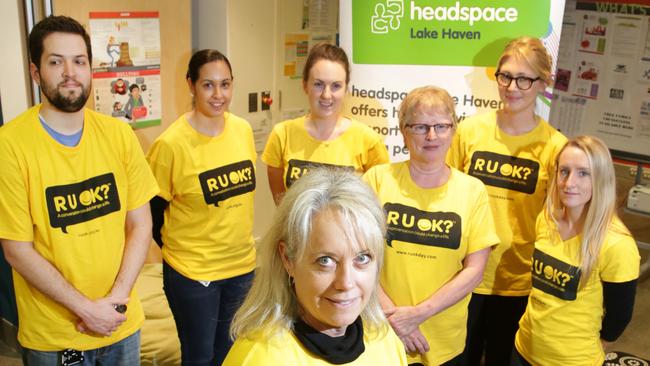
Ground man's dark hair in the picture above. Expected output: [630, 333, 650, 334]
[29, 15, 92, 68]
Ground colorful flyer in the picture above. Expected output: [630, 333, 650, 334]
[89, 11, 161, 128]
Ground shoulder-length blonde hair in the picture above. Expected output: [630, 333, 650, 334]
[497, 36, 553, 85]
[546, 135, 628, 285]
[230, 168, 388, 340]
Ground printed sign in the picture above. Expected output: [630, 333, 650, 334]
[198, 160, 256, 207]
[384, 202, 462, 249]
[45, 173, 120, 233]
[468, 151, 540, 194]
[532, 249, 581, 300]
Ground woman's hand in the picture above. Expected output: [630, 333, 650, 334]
[398, 328, 430, 355]
[385, 305, 427, 339]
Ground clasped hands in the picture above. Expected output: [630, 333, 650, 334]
[75, 295, 129, 337]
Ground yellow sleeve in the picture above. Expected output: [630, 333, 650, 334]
[446, 125, 465, 170]
[600, 235, 640, 283]
[0, 139, 33, 241]
[363, 134, 389, 171]
[123, 128, 159, 209]
[362, 165, 381, 193]
[246, 124, 258, 165]
[545, 131, 568, 186]
[146, 138, 174, 201]
[261, 124, 284, 168]
[466, 181, 499, 254]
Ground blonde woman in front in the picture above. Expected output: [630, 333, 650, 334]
[447, 37, 567, 366]
[223, 168, 407, 365]
[513, 136, 639, 366]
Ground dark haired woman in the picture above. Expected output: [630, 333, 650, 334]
[262, 43, 388, 205]
[147, 49, 256, 366]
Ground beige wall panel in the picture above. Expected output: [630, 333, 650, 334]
[53, 0, 192, 152]
[0, 0, 31, 122]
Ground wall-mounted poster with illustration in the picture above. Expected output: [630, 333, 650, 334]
[89, 11, 162, 129]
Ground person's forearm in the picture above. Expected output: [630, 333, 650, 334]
[1, 240, 92, 316]
[418, 248, 489, 318]
[109, 204, 152, 299]
[378, 285, 396, 312]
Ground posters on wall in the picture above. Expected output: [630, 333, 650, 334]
[302, 0, 338, 31]
[340, 0, 566, 161]
[89, 11, 162, 129]
[551, 0, 650, 160]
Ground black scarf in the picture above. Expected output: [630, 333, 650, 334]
[292, 316, 365, 364]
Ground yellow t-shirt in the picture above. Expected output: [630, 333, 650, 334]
[262, 116, 388, 188]
[223, 326, 408, 365]
[0, 105, 159, 351]
[363, 162, 499, 365]
[515, 214, 639, 366]
[447, 111, 567, 296]
[146, 113, 256, 281]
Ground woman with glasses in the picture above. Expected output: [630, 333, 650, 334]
[363, 86, 499, 366]
[447, 37, 567, 366]
[513, 136, 639, 366]
[262, 43, 388, 205]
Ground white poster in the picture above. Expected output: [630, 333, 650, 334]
[550, 1, 650, 159]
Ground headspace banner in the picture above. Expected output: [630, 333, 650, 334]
[341, 0, 566, 160]
[354, 0, 550, 66]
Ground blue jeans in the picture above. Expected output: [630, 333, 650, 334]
[163, 261, 253, 366]
[22, 330, 140, 366]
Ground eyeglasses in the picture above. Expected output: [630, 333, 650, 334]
[494, 72, 541, 90]
[404, 123, 454, 136]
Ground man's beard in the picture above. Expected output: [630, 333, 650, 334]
[40, 76, 90, 113]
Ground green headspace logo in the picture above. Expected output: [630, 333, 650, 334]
[354, 0, 550, 66]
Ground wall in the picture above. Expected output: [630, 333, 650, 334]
[0, 0, 31, 122]
[193, 0, 282, 238]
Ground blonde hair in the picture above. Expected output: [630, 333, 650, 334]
[230, 168, 388, 340]
[398, 85, 458, 131]
[497, 36, 553, 85]
[546, 136, 628, 286]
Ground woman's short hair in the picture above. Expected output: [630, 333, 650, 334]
[302, 43, 351, 85]
[186, 49, 233, 83]
[230, 168, 387, 340]
[497, 36, 553, 85]
[398, 85, 458, 131]
[546, 135, 624, 285]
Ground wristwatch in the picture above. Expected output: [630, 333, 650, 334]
[113, 304, 127, 313]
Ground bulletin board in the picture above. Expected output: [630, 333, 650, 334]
[550, 0, 650, 162]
